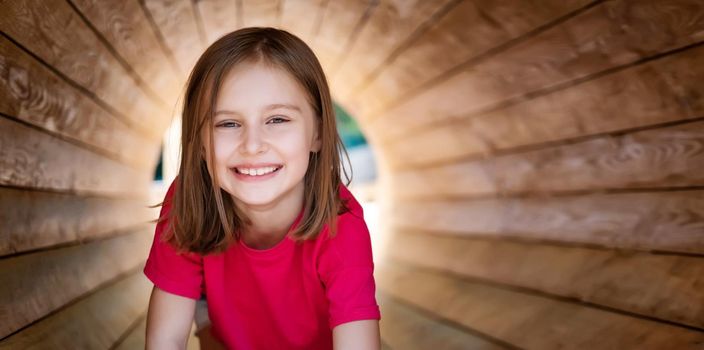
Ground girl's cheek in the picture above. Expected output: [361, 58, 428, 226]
[212, 138, 240, 159]
[277, 135, 308, 155]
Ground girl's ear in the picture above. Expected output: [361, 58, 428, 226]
[310, 123, 322, 152]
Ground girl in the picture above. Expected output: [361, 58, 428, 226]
[143, 27, 381, 349]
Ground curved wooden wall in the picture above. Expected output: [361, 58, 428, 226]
[1, 0, 702, 348]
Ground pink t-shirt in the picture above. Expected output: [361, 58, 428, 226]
[143, 178, 381, 349]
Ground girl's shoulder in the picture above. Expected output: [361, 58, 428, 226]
[318, 183, 369, 245]
[316, 183, 374, 273]
[337, 183, 364, 220]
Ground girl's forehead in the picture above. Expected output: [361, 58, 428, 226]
[217, 62, 309, 106]
[221, 64, 305, 96]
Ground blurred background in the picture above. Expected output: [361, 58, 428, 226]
[1, 0, 703, 348]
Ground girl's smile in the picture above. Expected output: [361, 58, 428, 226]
[231, 164, 283, 182]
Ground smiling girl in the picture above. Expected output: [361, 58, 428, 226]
[143, 27, 381, 349]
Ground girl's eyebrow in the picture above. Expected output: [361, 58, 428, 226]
[214, 103, 302, 116]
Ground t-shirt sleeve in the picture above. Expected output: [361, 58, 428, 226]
[143, 178, 204, 300]
[318, 211, 381, 329]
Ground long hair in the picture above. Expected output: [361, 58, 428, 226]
[154, 27, 352, 255]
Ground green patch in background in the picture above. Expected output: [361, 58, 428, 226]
[335, 103, 367, 149]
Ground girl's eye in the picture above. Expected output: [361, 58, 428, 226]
[268, 117, 288, 124]
[218, 121, 240, 128]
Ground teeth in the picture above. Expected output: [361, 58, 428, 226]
[237, 166, 279, 176]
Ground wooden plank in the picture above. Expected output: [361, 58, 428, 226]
[0, 1, 167, 141]
[280, 0, 327, 46]
[331, 0, 454, 103]
[376, 38, 704, 158]
[390, 120, 704, 198]
[194, 0, 240, 45]
[113, 315, 148, 350]
[376, 261, 704, 349]
[312, 0, 376, 77]
[0, 36, 158, 171]
[143, 0, 205, 75]
[390, 190, 704, 255]
[0, 228, 153, 338]
[378, 293, 508, 350]
[389, 230, 704, 330]
[0, 271, 152, 349]
[241, 0, 281, 28]
[370, 0, 704, 142]
[70, 0, 182, 105]
[347, 0, 592, 119]
[0, 187, 156, 256]
[0, 116, 153, 196]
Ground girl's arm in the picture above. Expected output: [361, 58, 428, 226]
[332, 320, 381, 350]
[145, 286, 197, 350]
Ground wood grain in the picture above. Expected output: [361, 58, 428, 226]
[382, 42, 704, 168]
[0, 228, 153, 338]
[280, 0, 327, 46]
[388, 230, 704, 329]
[347, 0, 592, 119]
[378, 293, 508, 350]
[377, 260, 704, 349]
[143, 0, 204, 76]
[389, 190, 704, 255]
[0, 116, 153, 197]
[370, 0, 704, 142]
[0, 271, 151, 349]
[241, 0, 281, 28]
[389, 120, 704, 198]
[194, 0, 240, 45]
[331, 0, 454, 104]
[0, 0, 167, 141]
[0, 187, 156, 256]
[0, 36, 157, 170]
[112, 314, 148, 350]
[312, 0, 377, 78]
[70, 0, 182, 106]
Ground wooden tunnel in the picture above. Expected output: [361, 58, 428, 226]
[1, 0, 703, 348]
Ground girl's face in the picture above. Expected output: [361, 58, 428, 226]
[205, 61, 321, 211]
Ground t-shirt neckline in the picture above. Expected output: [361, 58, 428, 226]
[238, 204, 305, 256]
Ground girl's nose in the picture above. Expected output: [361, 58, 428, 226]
[241, 126, 267, 155]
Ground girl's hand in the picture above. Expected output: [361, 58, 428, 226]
[333, 320, 381, 350]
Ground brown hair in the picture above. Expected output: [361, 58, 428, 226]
[154, 27, 352, 255]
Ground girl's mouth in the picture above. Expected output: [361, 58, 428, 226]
[231, 165, 283, 182]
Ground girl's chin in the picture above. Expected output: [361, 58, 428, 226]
[231, 191, 281, 207]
